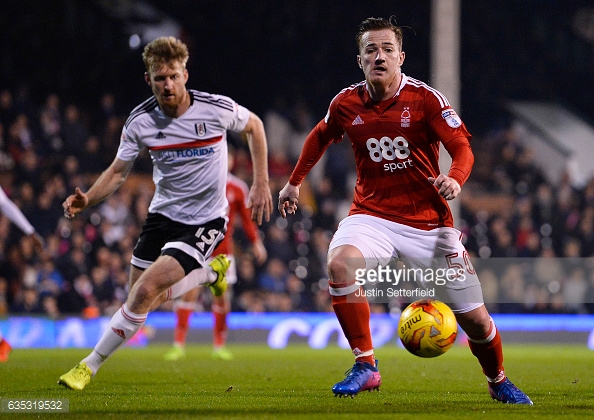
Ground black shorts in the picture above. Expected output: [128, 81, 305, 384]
[131, 213, 227, 275]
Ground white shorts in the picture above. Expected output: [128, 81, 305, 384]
[329, 214, 484, 313]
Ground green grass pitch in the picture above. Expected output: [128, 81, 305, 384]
[1, 344, 593, 419]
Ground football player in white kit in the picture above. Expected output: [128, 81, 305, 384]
[0, 186, 45, 362]
[59, 36, 272, 390]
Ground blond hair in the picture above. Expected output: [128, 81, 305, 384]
[142, 36, 189, 74]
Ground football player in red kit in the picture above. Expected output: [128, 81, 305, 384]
[278, 17, 532, 404]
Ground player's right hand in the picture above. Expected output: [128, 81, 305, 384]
[278, 182, 299, 218]
[63, 187, 89, 219]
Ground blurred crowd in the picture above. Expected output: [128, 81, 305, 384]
[1, 86, 594, 320]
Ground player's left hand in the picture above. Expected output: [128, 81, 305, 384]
[247, 181, 273, 225]
[278, 182, 300, 218]
[428, 175, 461, 201]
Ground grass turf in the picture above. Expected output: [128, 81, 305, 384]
[0, 343, 593, 419]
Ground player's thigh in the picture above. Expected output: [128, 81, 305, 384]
[397, 226, 483, 312]
[133, 255, 186, 295]
[329, 214, 397, 269]
[128, 265, 144, 290]
[430, 228, 483, 313]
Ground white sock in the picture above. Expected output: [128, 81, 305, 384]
[82, 304, 147, 374]
[167, 268, 214, 300]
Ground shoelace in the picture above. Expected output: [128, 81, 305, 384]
[342, 363, 371, 381]
[493, 381, 522, 400]
[72, 366, 89, 381]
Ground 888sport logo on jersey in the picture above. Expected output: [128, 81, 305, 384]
[366, 136, 414, 172]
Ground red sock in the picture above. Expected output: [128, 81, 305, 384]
[330, 282, 374, 365]
[467, 319, 505, 383]
[212, 303, 228, 348]
[174, 307, 193, 345]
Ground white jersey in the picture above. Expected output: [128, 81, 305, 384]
[118, 89, 250, 224]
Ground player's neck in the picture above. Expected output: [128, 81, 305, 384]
[366, 74, 402, 102]
[160, 90, 191, 118]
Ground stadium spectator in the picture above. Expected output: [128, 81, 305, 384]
[61, 104, 89, 159]
[0, 276, 8, 315]
[0, 90, 17, 129]
[41, 294, 60, 319]
[11, 286, 43, 314]
[89, 265, 114, 313]
[232, 252, 260, 308]
[94, 93, 118, 134]
[97, 191, 133, 247]
[258, 258, 289, 294]
[57, 36, 272, 390]
[37, 257, 65, 299]
[79, 135, 109, 175]
[278, 17, 532, 404]
[57, 273, 95, 316]
[0, 122, 15, 171]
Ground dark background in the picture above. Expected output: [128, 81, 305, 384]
[1, 0, 593, 136]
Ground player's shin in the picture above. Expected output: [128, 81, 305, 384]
[83, 304, 147, 374]
[167, 268, 212, 300]
[174, 300, 195, 346]
[329, 280, 374, 365]
[212, 298, 229, 348]
[467, 316, 505, 383]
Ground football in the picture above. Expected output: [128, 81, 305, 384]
[397, 299, 458, 358]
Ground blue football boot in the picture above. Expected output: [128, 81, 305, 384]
[332, 360, 382, 397]
[489, 378, 533, 405]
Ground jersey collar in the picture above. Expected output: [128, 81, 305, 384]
[363, 73, 408, 105]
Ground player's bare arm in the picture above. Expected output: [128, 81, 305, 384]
[278, 182, 300, 218]
[241, 111, 273, 225]
[63, 158, 134, 218]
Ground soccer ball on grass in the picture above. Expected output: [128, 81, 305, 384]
[397, 299, 458, 358]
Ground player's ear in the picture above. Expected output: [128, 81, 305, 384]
[357, 55, 362, 69]
[399, 51, 405, 67]
[144, 72, 151, 86]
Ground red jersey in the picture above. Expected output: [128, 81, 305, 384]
[289, 75, 473, 230]
[214, 173, 259, 254]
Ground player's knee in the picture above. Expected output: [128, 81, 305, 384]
[327, 248, 363, 283]
[327, 254, 345, 281]
[456, 306, 491, 338]
[132, 279, 161, 304]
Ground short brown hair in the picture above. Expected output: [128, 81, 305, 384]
[356, 16, 403, 51]
[142, 36, 189, 74]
